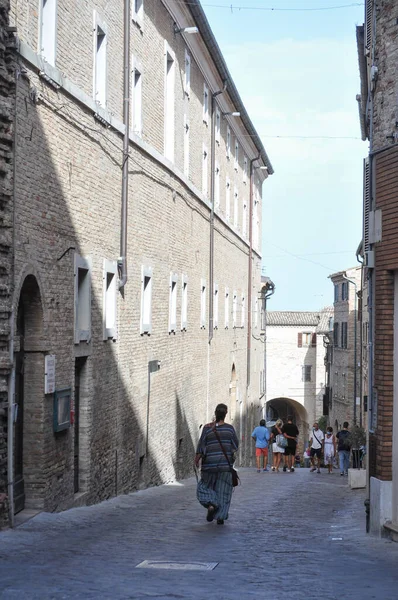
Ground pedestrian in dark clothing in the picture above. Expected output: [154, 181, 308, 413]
[282, 415, 299, 472]
[336, 422, 351, 476]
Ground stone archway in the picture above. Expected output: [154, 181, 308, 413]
[14, 275, 46, 513]
[266, 397, 309, 456]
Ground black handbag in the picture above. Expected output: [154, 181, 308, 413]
[213, 426, 240, 487]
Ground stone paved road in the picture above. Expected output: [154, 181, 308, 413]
[1, 468, 398, 600]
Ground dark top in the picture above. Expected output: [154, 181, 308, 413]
[336, 430, 351, 451]
[196, 423, 239, 473]
[282, 423, 299, 448]
[271, 425, 282, 441]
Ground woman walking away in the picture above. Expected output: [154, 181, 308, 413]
[270, 419, 284, 472]
[195, 404, 239, 525]
[324, 427, 336, 473]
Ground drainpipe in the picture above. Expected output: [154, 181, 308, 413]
[118, 0, 131, 289]
[246, 156, 260, 388]
[343, 274, 358, 426]
[7, 309, 15, 528]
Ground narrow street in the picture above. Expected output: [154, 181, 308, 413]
[1, 468, 397, 600]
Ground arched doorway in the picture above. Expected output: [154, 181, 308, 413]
[14, 275, 45, 514]
[266, 397, 309, 455]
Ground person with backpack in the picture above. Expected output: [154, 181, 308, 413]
[336, 422, 351, 476]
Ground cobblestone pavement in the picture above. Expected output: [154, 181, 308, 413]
[1, 467, 398, 600]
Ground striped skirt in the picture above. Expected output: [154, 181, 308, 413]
[197, 470, 233, 520]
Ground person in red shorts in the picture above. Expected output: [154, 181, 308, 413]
[252, 419, 270, 472]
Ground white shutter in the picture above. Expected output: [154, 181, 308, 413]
[365, 0, 373, 55]
[363, 157, 370, 253]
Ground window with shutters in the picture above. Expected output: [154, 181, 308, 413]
[242, 199, 247, 238]
[169, 272, 178, 333]
[233, 187, 238, 228]
[226, 178, 231, 221]
[74, 255, 91, 344]
[181, 275, 188, 331]
[214, 162, 220, 210]
[141, 266, 152, 334]
[364, 0, 373, 56]
[241, 294, 245, 327]
[184, 113, 190, 176]
[184, 50, 191, 97]
[202, 145, 208, 197]
[203, 83, 209, 125]
[302, 365, 312, 382]
[225, 287, 229, 329]
[233, 290, 237, 328]
[103, 259, 117, 340]
[93, 15, 107, 107]
[214, 284, 219, 329]
[333, 322, 339, 347]
[341, 322, 348, 349]
[132, 58, 143, 136]
[243, 156, 248, 184]
[234, 139, 239, 171]
[215, 107, 221, 144]
[164, 42, 175, 161]
[254, 296, 258, 329]
[39, 0, 57, 66]
[133, 0, 144, 28]
[200, 279, 206, 328]
[363, 157, 370, 253]
[341, 282, 349, 301]
[226, 126, 231, 159]
[334, 284, 339, 303]
[299, 332, 313, 347]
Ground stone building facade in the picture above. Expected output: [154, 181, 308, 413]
[328, 267, 362, 431]
[357, 0, 398, 538]
[0, 0, 273, 527]
[265, 308, 332, 451]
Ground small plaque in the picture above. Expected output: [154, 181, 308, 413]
[45, 355, 56, 394]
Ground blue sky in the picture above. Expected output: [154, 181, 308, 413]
[202, 1, 367, 311]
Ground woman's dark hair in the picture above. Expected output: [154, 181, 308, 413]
[287, 415, 293, 422]
[260, 419, 266, 427]
[215, 403, 228, 423]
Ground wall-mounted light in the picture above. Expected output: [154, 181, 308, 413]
[174, 24, 199, 35]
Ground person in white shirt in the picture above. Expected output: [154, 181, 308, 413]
[309, 422, 324, 474]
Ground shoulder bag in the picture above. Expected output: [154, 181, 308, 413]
[213, 426, 240, 487]
[276, 433, 288, 448]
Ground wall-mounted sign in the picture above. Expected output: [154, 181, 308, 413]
[45, 355, 56, 394]
[53, 388, 71, 433]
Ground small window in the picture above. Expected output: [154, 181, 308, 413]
[233, 290, 237, 328]
[132, 59, 142, 136]
[133, 0, 144, 27]
[243, 156, 248, 184]
[184, 113, 190, 177]
[341, 322, 348, 349]
[215, 107, 221, 144]
[241, 294, 245, 328]
[94, 15, 107, 107]
[225, 178, 231, 221]
[203, 83, 209, 124]
[202, 145, 208, 197]
[226, 126, 231, 159]
[233, 187, 238, 228]
[333, 322, 339, 347]
[214, 284, 219, 329]
[200, 279, 206, 329]
[40, 0, 57, 66]
[334, 284, 339, 303]
[164, 43, 175, 161]
[214, 162, 220, 210]
[74, 255, 91, 344]
[181, 275, 188, 331]
[103, 259, 117, 340]
[234, 139, 239, 171]
[341, 281, 349, 301]
[253, 200, 259, 249]
[254, 296, 258, 329]
[184, 50, 191, 97]
[302, 365, 312, 382]
[225, 287, 229, 329]
[169, 272, 178, 333]
[141, 266, 152, 334]
[242, 199, 247, 238]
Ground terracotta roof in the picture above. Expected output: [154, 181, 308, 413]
[316, 306, 334, 334]
[266, 311, 320, 327]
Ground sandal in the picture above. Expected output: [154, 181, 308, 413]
[206, 505, 216, 522]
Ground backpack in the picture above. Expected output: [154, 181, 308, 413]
[340, 431, 352, 450]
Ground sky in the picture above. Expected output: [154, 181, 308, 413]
[202, 0, 367, 311]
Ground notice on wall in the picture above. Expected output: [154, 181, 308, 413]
[45, 355, 56, 394]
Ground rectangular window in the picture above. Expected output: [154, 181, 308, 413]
[40, 0, 57, 66]
[341, 322, 348, 349]
[181, 275, 188, 331]
[215, 107, 221, 144]
[341, 281, 349, 301]
[184, 50, 191, 97]
[254, 296, 258, 329]
[164, 43, 175, 161]
[93, 16, 107, 107]
[103, 259, 117, 340]
[203, 83, 209, 124]
[169, 272, 178, 333]
[202, 145, 208, 197]
[74, 255, 91, 344]
[214, 162, 220, 210]
[225, 287, 229, 329]
[133, 0, 144, 27]
[233, 187, 238, 228]
[226, 178, 231, 221]
[302, 365, 312, 382]
[333, 322, 339, 347]
[243, 156, 248, 184]
[132, 59, 142, 136]
[234, 139, 239, 171]
[184, 113, 190, 176]
[242, 199, 247, 238]
[241, 294, 245, 328]
[214, 284, 219, 329]
[200, 279, 206, 328]
[141, 266, 152, 334]
[334, 284, 339, 303]
[253, 199, 259, 249]
[233, 290, 237, 328]
[226, 126, 231, 159]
